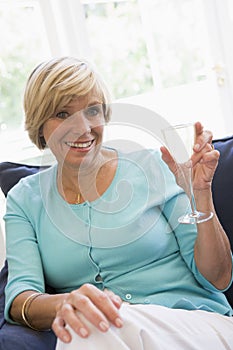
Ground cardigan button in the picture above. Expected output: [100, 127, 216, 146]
[125, 294, 132, 300]
[144, 299, 150, 304]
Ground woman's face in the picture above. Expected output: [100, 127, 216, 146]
[42, 91, 105, 170]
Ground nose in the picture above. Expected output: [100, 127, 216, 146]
[67, 112, 91, 135]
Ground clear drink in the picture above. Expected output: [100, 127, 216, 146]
[162, 123, 213, 224]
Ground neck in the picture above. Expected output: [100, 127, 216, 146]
[56, 152, 108, 204]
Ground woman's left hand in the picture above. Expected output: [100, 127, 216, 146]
[160, 122, 220, 193]
[190, 122, 220, 191]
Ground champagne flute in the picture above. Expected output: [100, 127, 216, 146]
[162, 123, 213, 224]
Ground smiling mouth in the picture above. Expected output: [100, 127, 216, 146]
[65, 140, 94, 149]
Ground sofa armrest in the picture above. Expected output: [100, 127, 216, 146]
[212, 136, 233, 308]
[212, 136, 233, 249]
[0, 261, 57, 350]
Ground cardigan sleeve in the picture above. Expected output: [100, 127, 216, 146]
[3, 179, 45, 324]
[158, 153, 233, 293]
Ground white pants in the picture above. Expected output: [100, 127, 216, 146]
[56, 303, 233, 350]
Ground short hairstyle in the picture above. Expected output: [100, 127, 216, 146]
[24, 56, 111, 149]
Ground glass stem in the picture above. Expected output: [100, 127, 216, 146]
[189, 167, 197, 215]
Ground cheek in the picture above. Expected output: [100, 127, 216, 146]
[93, 125, 104, 138]
[43, 121, 65, 144]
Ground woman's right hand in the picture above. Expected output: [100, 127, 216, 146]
[52, 284, 123, 343]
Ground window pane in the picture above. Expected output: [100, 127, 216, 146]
[141, 0, 211, 88]
[0, 0, 50, 133]
[82, 0, 153, 99]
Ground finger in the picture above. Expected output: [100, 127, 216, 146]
[160, 146, 179, 174]
[52, 315, 73, 343]
[193, 122, 213, 152]
[83, 285, 123, 327]
[191, 144, 219, 167]
[199, 149, 220, 165]
[194, 121, 203, 136]
[53, 301, 89, 340]
[70, 285, 123, 330]
[71, 292, 110, 332]
[103, 289, 122, 309]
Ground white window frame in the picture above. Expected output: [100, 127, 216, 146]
[39, 0, 91, 58]
[203, 0, 233, 133]
[39, 0, 233, 136]
[1, 0, 233, 165]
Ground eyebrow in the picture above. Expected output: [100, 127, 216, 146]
[60, 99, 103, 112]
[86, 100, 103, 107]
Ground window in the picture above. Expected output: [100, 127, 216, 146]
[81, 0, 233, 137]
[0, 0, 51, 162]
[82, 0, 153, 99]
[1, 0, 233, 163]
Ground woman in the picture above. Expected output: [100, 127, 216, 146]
[4, 57, 233, 349]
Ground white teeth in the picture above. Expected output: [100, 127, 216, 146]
[66, 141, 92, 148]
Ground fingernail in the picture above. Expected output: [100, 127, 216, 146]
[79, 327, 88, 338]
[194, 143, 200, 151]
[115, 317, 123, 328]
[114, 295, 122, 304]
[63, 335, 70, 342]
[99, 321, 109, 332]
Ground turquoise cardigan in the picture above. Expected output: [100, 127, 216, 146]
[4, 149, 233, 323]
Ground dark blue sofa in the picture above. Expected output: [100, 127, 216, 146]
[0, 163, 57, 350]
[0, 136, 233, 349]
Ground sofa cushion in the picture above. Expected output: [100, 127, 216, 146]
[0, 261, 7, 329]
[0, 322, 57, 350]
[0, 162, 48, 197]
[0, 162, 56, 350]
[212, 136, 233, 249]
[212, 136, 233, 308]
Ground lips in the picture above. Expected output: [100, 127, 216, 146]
[65, 140, 94, 149]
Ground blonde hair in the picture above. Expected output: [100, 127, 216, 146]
[24, 57, 111, 149]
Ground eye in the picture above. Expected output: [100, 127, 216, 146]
[84, 105, 103, 118]
[56, 111, 69, 119]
